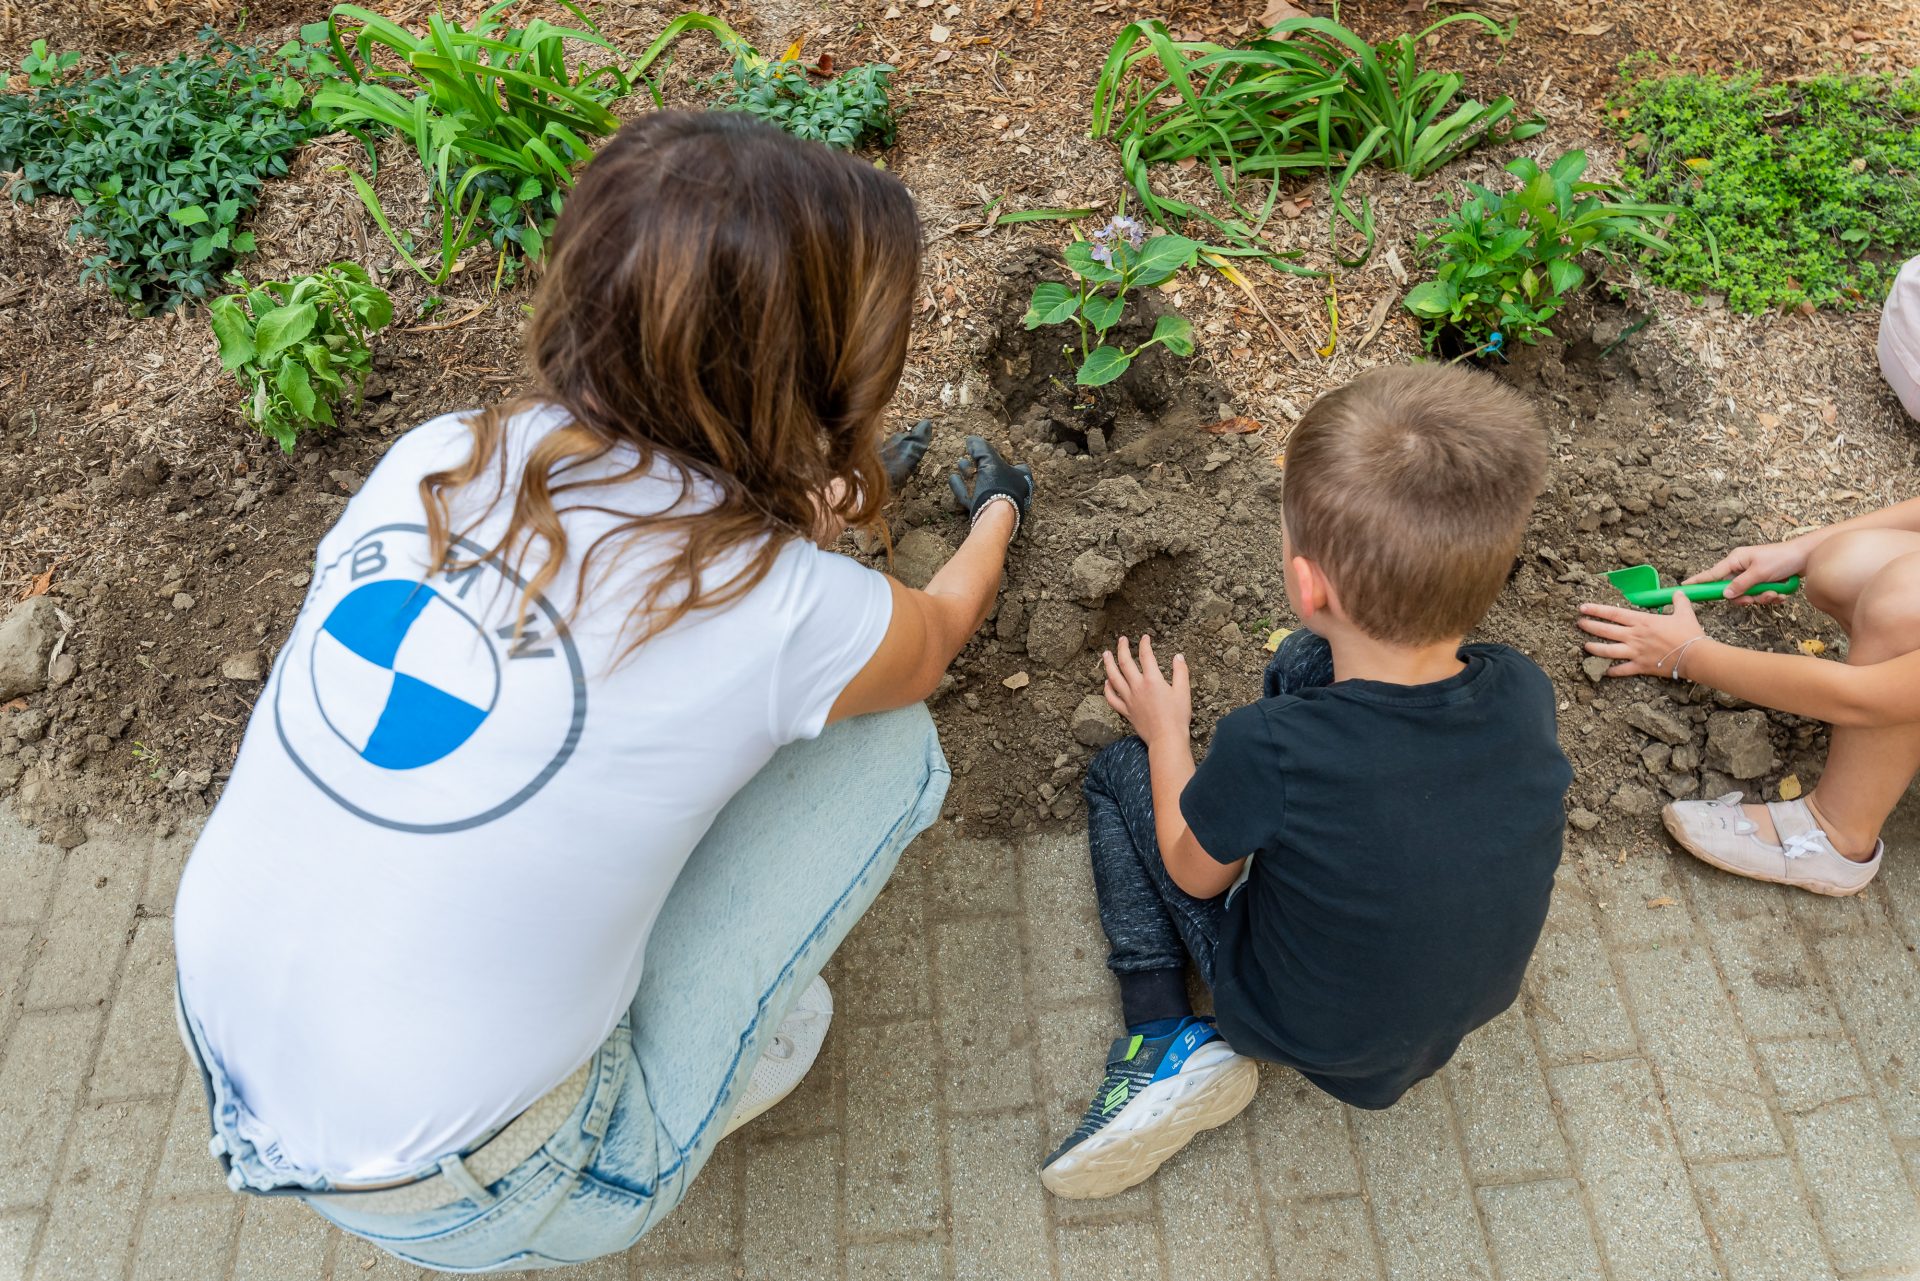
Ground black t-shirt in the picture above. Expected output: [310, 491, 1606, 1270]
[1180, 643, 1572, 1110]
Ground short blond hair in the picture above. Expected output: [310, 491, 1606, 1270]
[1283, 365, 1547, 645]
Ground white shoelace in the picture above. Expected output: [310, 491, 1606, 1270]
[1707, 792, 1826, 860]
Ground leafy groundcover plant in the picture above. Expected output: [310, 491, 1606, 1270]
[0, 31, 331, 311]
[639, 13, 897, 151]
[1611, 61, 1920, 311]
[1090, 10, 1541, 269]
[1023, 215, 1198, 386]
[1404, 150, 1673, 354]
[315, 0, 636, 283]
[210, 263, 394, 451]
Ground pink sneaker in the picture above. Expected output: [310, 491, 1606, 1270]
[1662, 794, 1882, 897]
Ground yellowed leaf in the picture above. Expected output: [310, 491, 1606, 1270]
[780, 37, 805, 61]
[1778, 774, 1803, 801]
[1263, 627, 1294, 653]
[21, 566, 52, 600]
[1797, 638, 1826, 656]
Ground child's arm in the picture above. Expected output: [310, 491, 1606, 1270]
[1578, 594, 1920, 728]
[1687, 496, 1920, 599]
[1102, 636, 1247, 898]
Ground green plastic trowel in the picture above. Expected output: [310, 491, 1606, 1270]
[1606, 563, 1801, 609]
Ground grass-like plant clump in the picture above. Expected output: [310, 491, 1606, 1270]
[0, 31, 332, 312]
[210, 262, 394, 451]
[315, 0, 637, 284]
[1611, 61, 1920, 312]
[1091, 10, 1541, 271]
[1405, 149, 1673, 353]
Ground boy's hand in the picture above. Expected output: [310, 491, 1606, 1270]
[1577, 594, 1709, 677]
[1102, 635, 1191, 746]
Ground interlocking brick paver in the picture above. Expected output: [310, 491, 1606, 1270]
[1811, 929, 1920, 1137]
[130, 1198, 240, 1281]
[229, 1197, 334, 1281]
[1524, 917, 1639, 1065]
[1156, 1115, 1270, 1281]
[1755, 1038, 1920, 1274]
[1058, 1220, 1167, 1281]
[23, 836, 142, 1009]
[1477, 1180, 1605, 1281]
[845, 1239, 947, 1281]
[829, 866, 932, 1026]
[946, 1109, 1050, 1281]
[32, 1099, 168, 1281]
[927, 830, 1022, 917]
[142, 831, 193, 920]
[1695, 909, 1841, 1039]
[0, 923, 31, 1042]
[627, 1263, 737, 1281]
[90, 916, 181, 1102]
[934, 916, 1035, 1112]
[1445, 1007, 1569, 1184]
[1247, 1075, 1362, 1201]
[1694, 1158, 1838, 1281]
[740, 1132, 839, 1281]
[0, 827, 61, 925]
[627, 1141, 739, 1261]
[1350, 1078, 1491, 1281]
[1550, 1058, 1718, 1281]
[1018, 832, 1112, 1013]
[1615, 944, 1781, 1160]
[2, 1210, 42, 1279]
[1578, 847, 1699, 948]
[0, 1010, 98, 1209]
[841, 1021, 942, 1237]
[1263, 1196, 1383, 1280]
[150, 1072, 229, 1200]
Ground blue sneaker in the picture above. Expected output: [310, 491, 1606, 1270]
[1040, 1016, 1258, 1199]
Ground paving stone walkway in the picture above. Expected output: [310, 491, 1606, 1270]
[2, 799, 1918, 1281]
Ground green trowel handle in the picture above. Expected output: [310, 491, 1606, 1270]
[1620, 576, 1801, 608]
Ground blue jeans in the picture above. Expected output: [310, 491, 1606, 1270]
[185, 704, 948, 1271]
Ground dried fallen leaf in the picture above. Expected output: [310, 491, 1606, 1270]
[22, 566, 53, 600]
[1384, 246, 1407, 285]
[1271, 451, 1286, 470]
[1260, 0, 1306, 26]
[1778, 774, 1803, 801]
[1755, 412, 1781, 430]
[1174, 156, 1197, 170]
[2, 698, 27, 713]
[1263, 627, 1294, 653]
[1568, 21, 1613, 35]
[929, 22, 951, 42]
[1797, 638, 1826, 656]
[1646, 896, 1677, 909]
[1207, 416, 1263, 435]
[1820, 401, 1837, 426]
[1002, 671, 1031, 690]
[1354, 291, 1395, 355]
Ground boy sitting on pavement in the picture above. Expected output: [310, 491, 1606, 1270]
[1041, 365, 1574, 1199]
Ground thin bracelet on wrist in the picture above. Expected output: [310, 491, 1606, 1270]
[972, 494, 1021, 539]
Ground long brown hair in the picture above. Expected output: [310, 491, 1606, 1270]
[421, 110, 922, 652]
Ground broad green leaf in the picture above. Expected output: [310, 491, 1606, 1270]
[209, 299, 256, 370]
[1129, 233, 1198, 286]
[1546, 257, 1584, 296]
[1403, 279, 1456, 318]
[1062, 240, 1122, 284]
[1081, 292, 1125, 332]
[172, 204, 209, 226]
[519, 220, 544, 261]
[255, 302, 318, 357]
[276, 360, 318, 420]
[1150, 313, 1194, 356]
[1024, 281, 1080, 328]
[1077, 345, 1132, 387]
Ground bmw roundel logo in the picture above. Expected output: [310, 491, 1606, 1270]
[273, 523, 586, 833]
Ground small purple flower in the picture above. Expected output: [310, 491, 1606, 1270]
[1111, 215, 1146, 249]
[1089, 241, 1114, 266]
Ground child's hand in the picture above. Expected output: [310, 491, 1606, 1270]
[1685, 537, 1811, 602]
[1577, 593, 1709, 677]
[1102, 635, 1191, 746]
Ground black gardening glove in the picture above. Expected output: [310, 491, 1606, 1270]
[880, 418, 934, 490]
[948, 435, 1034, 538]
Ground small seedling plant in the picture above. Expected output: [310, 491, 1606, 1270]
[315, 0, 637, 284]
[1091, 9, 1542, 271]
[0, 31, 332, 311]
[1403, 150, 1674, 353]
[20, 41, 83, 87]
[210, 263, 395, 451]
[640, 14, 897, 150]
[1024, 216, 1198, 387]
[1611, 61, 1920, 311]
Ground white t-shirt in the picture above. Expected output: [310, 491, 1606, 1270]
[173, 407, 894, 1182]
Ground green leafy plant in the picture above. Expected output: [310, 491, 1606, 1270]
[1090, 9, 1541, 271]
[637, 14, 897, 150]
[1023, 215, 1198, 386]
[1610, 61, 1920, 312]
[0, 31, 331, 311]
[313, 0, 636, 284]
[209, 262, 395, 451]
[20, 40, 83, 87]
[1403, 150, 1674, 353]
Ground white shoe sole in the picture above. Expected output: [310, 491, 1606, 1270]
[1040, 1046, 1259, 1200]
[723, 977, 832, 1138]
[1663, 809, 1876, 898]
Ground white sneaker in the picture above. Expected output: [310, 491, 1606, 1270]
[722, 977, 833, 1137]
[1663, 794, 1882, 897]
